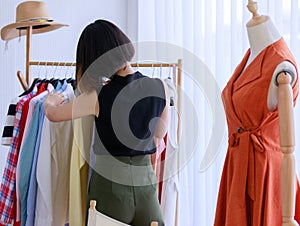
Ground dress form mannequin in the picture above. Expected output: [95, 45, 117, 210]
[246, 2, 297, 111]
[247, 1, 298, 225]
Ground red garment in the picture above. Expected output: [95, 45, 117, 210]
[151, 135, 167, 203]
[214, 38, 300, 225]
[17, 83, 48, 150]
[157, 135, 167, 202]
[13, 83, 47, 224]
[0, 82, 47, 225]
[0, 92, 35, 224]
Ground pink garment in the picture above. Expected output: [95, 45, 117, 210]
[15, 85, 53, 221]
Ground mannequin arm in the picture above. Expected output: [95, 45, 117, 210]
[277, 72, 298, 226]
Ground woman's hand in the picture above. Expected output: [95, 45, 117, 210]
[44, 92, 64, 107]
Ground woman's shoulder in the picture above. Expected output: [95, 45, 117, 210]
[136, 71, 163, 83]
[137, 73, 165, 88]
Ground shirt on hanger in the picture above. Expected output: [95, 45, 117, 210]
[1, 99, 18, 146]
[69, 115, 94, 226]
[19, 81, 64, 226]
[161, 106, 179, 226]
[51, 83, 74, 225]
[34, 82, 63, 226]
[26, 85, 54, 226]
[15, 82, 49, 222]
[0, 88, 37, 225]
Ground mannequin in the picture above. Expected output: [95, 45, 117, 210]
[247, 1, 298, 225]
[246, 1, 297, 111]
[214, 1, 300, 225]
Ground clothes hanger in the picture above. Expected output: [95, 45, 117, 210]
[19, 78, 40, 96]
[167, 64, 171, 79]
[48, 62, 55, 82]
[167, 64, 175, 106]
[151, 63, 155, 78]
[47, 62, 63, 88]
[66, 63, 77, 89]
[49, 72, 60, 88]
[66, 62, 75, 82]
[58, 62, 68, 84]
[37, 61, 50, 90]
[159, 63, 162, 78]
[19, 62, 43, 96]
[53, 62, 58, 79]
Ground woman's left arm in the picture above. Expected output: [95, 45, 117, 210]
[154, 79, 170, 139]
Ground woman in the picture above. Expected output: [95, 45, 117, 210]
[44, 19, 168, 226]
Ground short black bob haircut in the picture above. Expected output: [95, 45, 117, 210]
[76, 19, 135, 92]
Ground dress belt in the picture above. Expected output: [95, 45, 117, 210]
[229, 127, 265, 201]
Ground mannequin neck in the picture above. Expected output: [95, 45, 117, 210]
[246, 17, 281, 66]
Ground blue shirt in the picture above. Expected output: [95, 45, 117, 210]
[19, 98, 43, 226]
[25, 81, 67, 226]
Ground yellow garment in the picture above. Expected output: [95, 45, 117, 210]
[69, 116, 94, 226]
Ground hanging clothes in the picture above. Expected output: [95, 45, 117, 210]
[1, 98, 19, 146]
[50, 83, 74, 226]
[18, 81, 64, 226]
[33, 84, 56, 226]
[0, 78, 76, 226]
[16, 82, 51, 222]
[0, 87, 37, 225]
[69, 115, 94, 226]
[151, 135, 166, 203]
[151, 76, 177, 204]
[161, 105, 179, 226]
[214, 38, 300, 226]
[26, 82, 71, 226]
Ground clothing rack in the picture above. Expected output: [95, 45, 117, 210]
[19, 60, 182, 90]
[19, 27, 182, 90]
[18, 26, 182, 143]
[20, 25, 182, 148]
[18, 28, 182, 140]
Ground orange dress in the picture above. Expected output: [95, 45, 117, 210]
[214, 38, 300, 226]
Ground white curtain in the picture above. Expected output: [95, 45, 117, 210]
[127, 0, 300, 225]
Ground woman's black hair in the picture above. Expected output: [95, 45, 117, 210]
[76, 19, 135, 92]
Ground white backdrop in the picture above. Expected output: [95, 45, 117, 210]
[1, 0, 300, 226]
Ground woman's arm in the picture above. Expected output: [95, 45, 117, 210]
[44, 90, 99, 122]
[154, 104, 169, 139]
[154, 79, 170, 139]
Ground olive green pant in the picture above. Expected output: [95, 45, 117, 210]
[87, 155, 165, 226]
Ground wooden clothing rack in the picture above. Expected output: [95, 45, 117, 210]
[19, 25, 183, 151]
[18, 27, 182, 92]
[20, 60, 182, 90]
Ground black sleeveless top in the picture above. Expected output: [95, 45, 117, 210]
[94, 71, 166, 156]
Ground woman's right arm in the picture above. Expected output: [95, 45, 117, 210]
[44, 90, 99, 122]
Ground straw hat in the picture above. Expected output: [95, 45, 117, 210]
[1, 1, 68, 41]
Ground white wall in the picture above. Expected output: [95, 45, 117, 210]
[0, 0, 129, 176]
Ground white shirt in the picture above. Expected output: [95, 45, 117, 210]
[161, 106, 179, 226]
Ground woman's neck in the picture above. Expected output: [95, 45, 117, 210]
[246, 17, 281, 66]
[115, 63, 135, 77]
